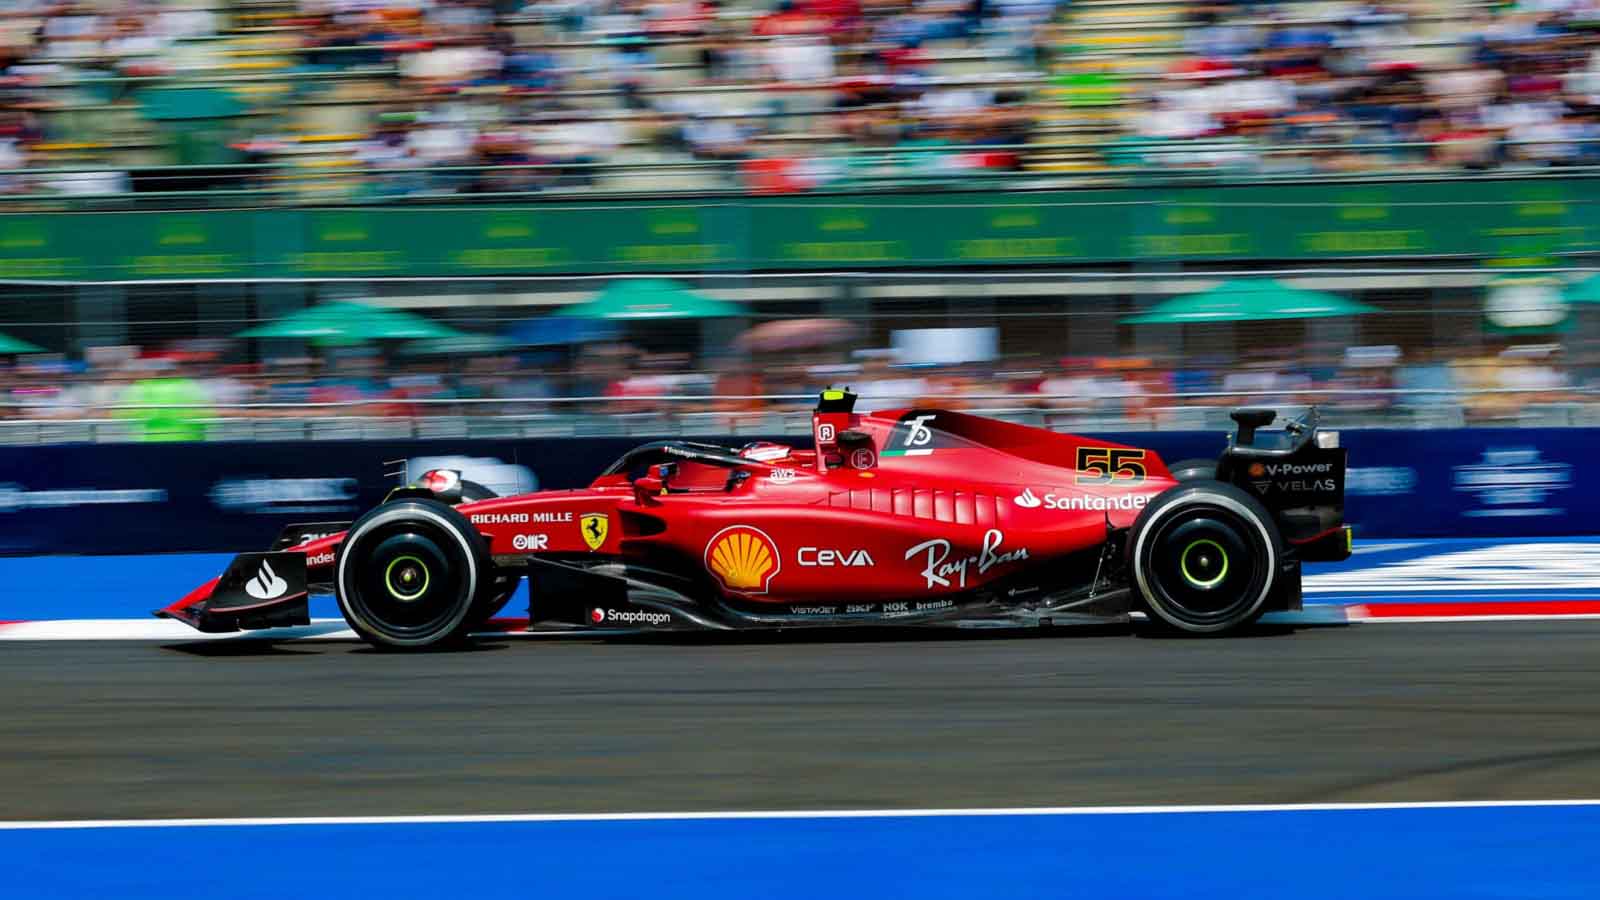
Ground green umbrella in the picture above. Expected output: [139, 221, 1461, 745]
[0, 331, 43, 353]
[239, 302, 469, 345]
[1123, 279, 1380, 324]
[1562, 275, 1600, 303]
[553, 279, 742, 320]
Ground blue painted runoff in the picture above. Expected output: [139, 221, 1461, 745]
[0, 553, 526, 621]
[5, 804, 1600, 900]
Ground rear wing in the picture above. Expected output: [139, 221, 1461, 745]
[1216, 408, 1349, 561]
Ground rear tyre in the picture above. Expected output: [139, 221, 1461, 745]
[1127, 482, 1281, 634]
[335, 498, 488, 650]
[1166, 457, 1218, 482]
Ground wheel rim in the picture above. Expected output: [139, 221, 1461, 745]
[1179, 539, 1228, 589]
[344, 523, 469, 640]
[1143, 504, 1269, 627]
[384, 555, 431, 602]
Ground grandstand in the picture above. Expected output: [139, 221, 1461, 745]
[0, 0, 1594, 197]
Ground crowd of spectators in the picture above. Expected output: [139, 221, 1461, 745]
[3, 336, 1596, 440]
[1120, 0, 1600, 173]
[10, 0, 1600, 194]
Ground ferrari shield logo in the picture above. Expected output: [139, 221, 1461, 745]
[580, 513, 609, 551]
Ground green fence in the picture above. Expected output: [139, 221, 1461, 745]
[1, 177, 1594, 280]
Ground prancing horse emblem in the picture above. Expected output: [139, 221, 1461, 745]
[581, 513, 609, 551]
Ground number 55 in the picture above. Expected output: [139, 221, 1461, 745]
[1075, 447, 1147, 485]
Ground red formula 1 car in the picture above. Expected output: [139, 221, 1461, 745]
[160, 390, 1352, 649]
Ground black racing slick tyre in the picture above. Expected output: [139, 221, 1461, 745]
[1166, 458, 1218, 483]
[457, 481, 518, 627]
[335, 498, 489, 650]
[1127, 482, 1282, 635]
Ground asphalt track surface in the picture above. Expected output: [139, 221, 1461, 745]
[4, 621, 1600, 821]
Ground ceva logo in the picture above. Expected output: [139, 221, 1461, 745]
[1014, 488, 1042, 508]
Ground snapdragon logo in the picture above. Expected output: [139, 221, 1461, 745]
[1013, 489, 1149, 512]
[593, 608, 671, 626]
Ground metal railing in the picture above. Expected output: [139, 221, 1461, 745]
[0, 135, 1594, 210]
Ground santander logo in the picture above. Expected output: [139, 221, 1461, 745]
[1013, 488, 1042, 509]
[244, 559, 289, 600]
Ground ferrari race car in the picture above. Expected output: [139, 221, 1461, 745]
[160, 390, 1352, 649]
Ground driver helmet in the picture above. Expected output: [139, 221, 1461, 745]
[738, 441, 794, 462]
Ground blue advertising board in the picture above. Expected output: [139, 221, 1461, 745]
[0, 429, 1591, 555]
[1112, 428, 1589, 540]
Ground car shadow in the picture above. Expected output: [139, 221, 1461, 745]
[1130, 622, 1299, 640]
[164, 639, 516, 656]
[598, 622, 1139, 648]
[162, 640, 322, 657]
[348, 641, 511, 655]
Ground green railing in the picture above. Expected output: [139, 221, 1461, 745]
[0, 160, 1594, 279]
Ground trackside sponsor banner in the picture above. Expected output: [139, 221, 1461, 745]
[1, 428, 1598, 554]
[0, 486, 168, 510]
[0, 438, 658, 555]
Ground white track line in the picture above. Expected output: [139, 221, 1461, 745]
[4, 800, 1600, 830]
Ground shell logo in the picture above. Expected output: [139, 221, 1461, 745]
[704, 525, 781, 594]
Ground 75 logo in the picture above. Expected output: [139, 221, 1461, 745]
[1075, 447, 1147, 485]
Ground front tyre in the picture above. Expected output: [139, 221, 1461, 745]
[458, 480, 518, 626]
[1127, 482, 1281, 634]
[335, 498, 488, 650]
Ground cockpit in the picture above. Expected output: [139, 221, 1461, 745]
[596, 389, 884, 495]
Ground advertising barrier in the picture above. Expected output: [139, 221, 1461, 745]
[0, 428, 1592, 556]
[0, 178, 1590, 280]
